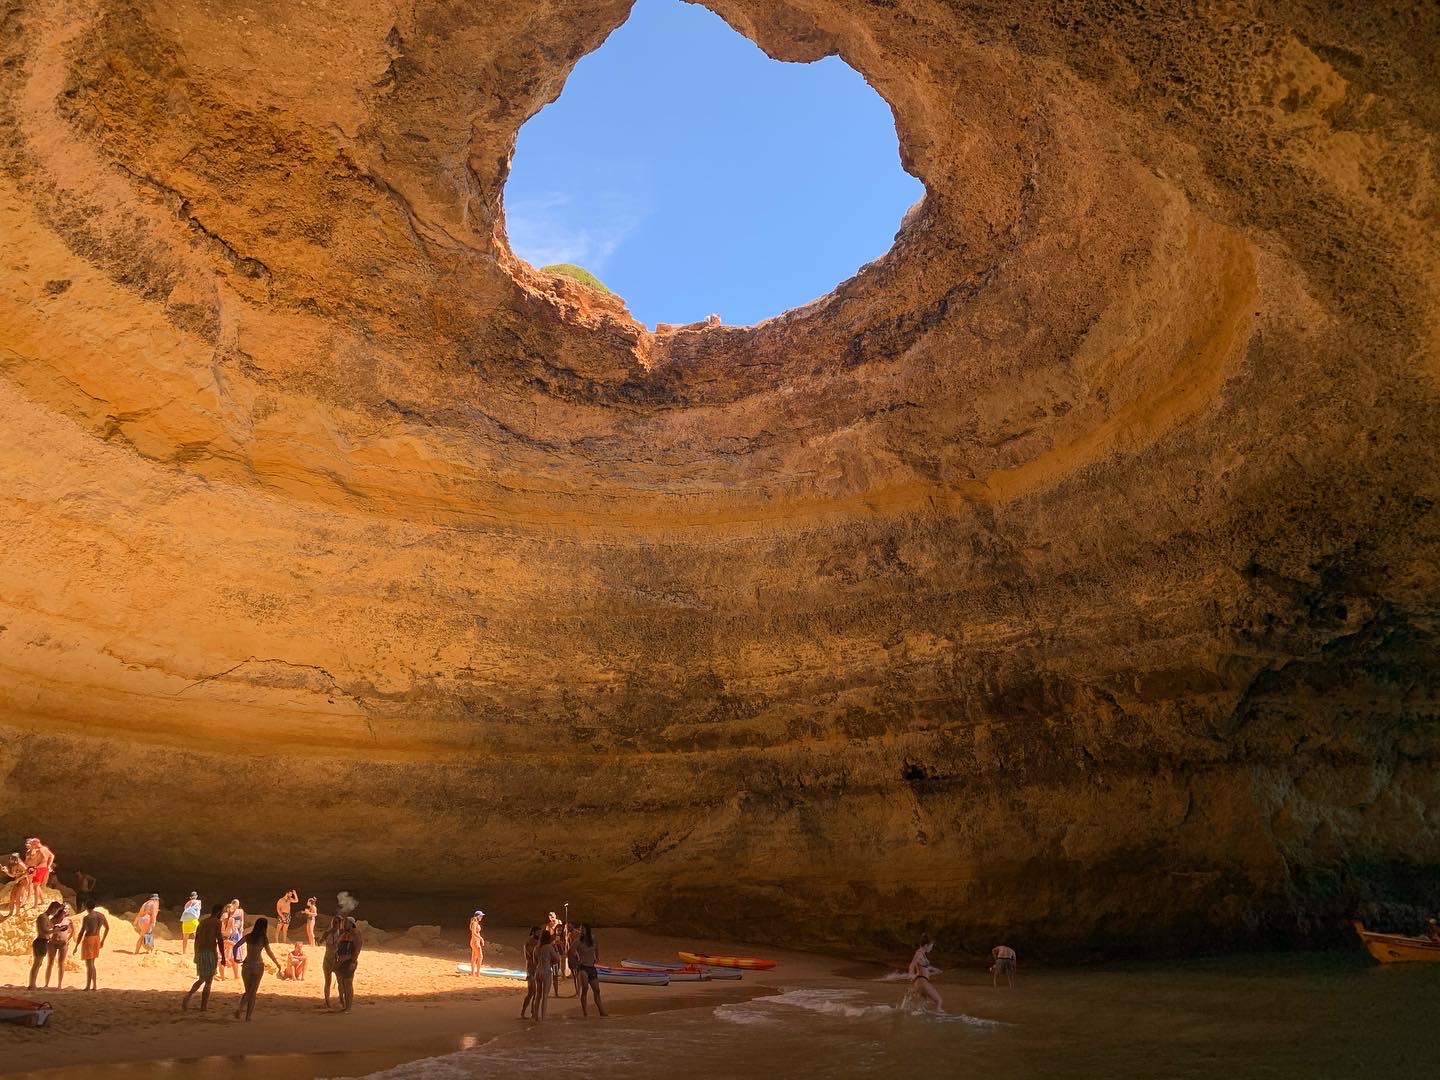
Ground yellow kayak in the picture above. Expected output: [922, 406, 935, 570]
[1351, 919, 1440, 963]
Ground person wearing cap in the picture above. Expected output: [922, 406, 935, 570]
[22, 838, 54, 911]
[467, 909, 486, 975]
[133, 893, 160, 954]
[180, 892, 202, 954]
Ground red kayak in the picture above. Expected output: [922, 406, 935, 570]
[678, 951, 776, 970]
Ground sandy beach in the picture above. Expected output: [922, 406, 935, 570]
[0, 924, 839, 1077]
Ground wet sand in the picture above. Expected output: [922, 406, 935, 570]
[0, 926, 837, 1076]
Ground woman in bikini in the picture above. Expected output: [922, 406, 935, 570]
[571, 924, 606, 1018]
[303, 897, 318, 945]
[27, 901, 62, 989]
[219, 900, 240, 980]
[234, 917, 282, 1021]
[45, 902, 74, 989]
[531, 929, 557, 1021]
[905, 935, 943, 1013]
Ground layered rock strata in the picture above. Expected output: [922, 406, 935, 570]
[1, 0, 1437, 954]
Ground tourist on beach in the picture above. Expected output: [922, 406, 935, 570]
[520, 925, 541, 1019]
[276, 889, 298, 943]
[27, 901, 62, 989]
[468, 910, 486, 974]
[181, 892, 202, 954]
[75, 899, 110, 990]
[334, 916, 362, 1013]
[23, 838, 54, 910]
[991, 943, 1017, 988]
[234, 917, 283, 1021]
[73, 869, 97, 910]
[905, 936, 943, 1013]
[285, 941, 308, 980]
[303, 896, 318, 945]
[227, 898, 245, 971]
[531, 929, 558, 1021]
[1426, 917, 1440, 944]
[320, 914, 343, 1007]
[182, 903, 227, 1011]
[571, 924, 606, 1018]
[133, 893, 160, 954]
[44, 902, 74, 989]
[2, 853, 27, 914]
[219, 900, 241, 980]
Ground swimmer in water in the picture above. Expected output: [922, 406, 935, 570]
[904, 935, 943, 1013]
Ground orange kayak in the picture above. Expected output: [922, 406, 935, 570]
[1351, 919, 1440, 964]
[678, 951, 775, 970]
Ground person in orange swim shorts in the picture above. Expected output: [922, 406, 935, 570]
[75, 900, 110, 990]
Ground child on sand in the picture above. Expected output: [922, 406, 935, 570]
[76, 900, 110, 990]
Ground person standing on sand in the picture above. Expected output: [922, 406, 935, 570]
[3, 853, 28, 915]
[275, 889, 298, 943]
[334, 916, 362, 1013]
[303, 897, 318, 945]
[991, 943, 1017, 988]
[180, 892, 202, 954]
[73, 869, 97, 910]
[218, 901, 240, 980]
[44, 902, 73, 989]
[320, 914, 343, 1007]
[183, 903, 227, 1011]
[468, 910, 486, 974]
[520, 925, 541, 1019]
[904, 936, 943, 1013]
[133, 893, 160, 953]
[234, 917, 283, 1021]
[28, 901, 62, 989]
[571, 924, 606, 1018]
[531, 929, 558, 1022]
[23, 838, 54, 911]
[75, 899, 110, 990]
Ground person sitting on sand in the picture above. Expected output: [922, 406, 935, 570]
[181, 892, 202, 954]
[45, 902, 73, 989]
[234, 917, 283, 1021]
[133, 893, 160, 954]
[571, 924, 606, 1018]
[320, 914, 343, 1007]
[23, 838, 54, 911]
[991, 943, 1017, 988]
[904, 935, 943, 1013]
[531, 929, 558, 1022]
[183, 903, 227, 1011]
[27, 901, 62, 990]
[468, 909, 485, 975]
[275, 889, 298, 943]
[334, 917, 362, 1013]
[75, 899, 110, 990]
[284, 941, 307, 980]
[303, 897, 318, 945]
[520, 925, 541, 1019]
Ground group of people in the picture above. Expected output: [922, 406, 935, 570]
[902, 938, 1017, 1013]
[520, 910, 606, 1022]
[3, 838, 58, 914]
[181, 899, 360, 1019]
[26, 898, 110, 992]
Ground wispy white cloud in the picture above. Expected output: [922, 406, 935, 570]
[503, 162, 653, 275]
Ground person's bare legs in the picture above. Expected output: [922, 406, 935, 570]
[84, 956, 96, 990]
[182, 973, 215, 1011]
[521, 978, 535, 1018]
[536, 977, 550, 1021]
[918, 978, 943, 1012]
[338, 972, 354, 1012]
[323, 964, 334, 1007]
[592, 977, 606, 1017]
[236, 968, 261, 1020]
[27, 951, 43, 989]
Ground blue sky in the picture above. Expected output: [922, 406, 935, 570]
[503, 0, 923, 328]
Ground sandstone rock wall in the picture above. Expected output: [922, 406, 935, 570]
[0, 0, 1437, 956]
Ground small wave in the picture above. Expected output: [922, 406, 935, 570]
[751, 988, 897, 1020]
[877, 970, 912, 982]
[714, 1003, 781, 1025]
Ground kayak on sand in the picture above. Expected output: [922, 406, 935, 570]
[678, 951, 776, 970]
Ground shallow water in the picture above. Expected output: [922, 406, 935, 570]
[13, 952, 1439, 1079]
[332, 953, 1440, 1080]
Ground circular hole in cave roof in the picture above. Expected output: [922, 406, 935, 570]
[502, 0, 923, 330]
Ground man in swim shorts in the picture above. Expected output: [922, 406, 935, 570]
[991, 943, 1017, 988]
[182, 903, 226, 1011]
[73, 869, 97, 910]
[133, 894, 160, 953]
[276, 889, 298, 943]
[75, 900, 110, 990]
[23, 838, 54, 910]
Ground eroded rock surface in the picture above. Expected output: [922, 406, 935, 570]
[1, 0, 1437, 955]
